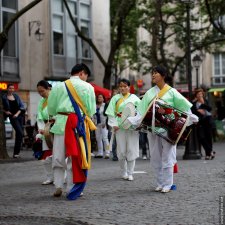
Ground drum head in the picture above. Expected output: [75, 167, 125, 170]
[120, 102, 136, 129]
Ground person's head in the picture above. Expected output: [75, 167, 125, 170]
[112, 88, 118, 96]
[7, 83, 15, 94]
[151, 66, 168, 85]
[194, 88, 204, 100]
[37, 80, 51, 98]
[118, 79, 130, 95]
[96, 94, 105, 104]
[70, 63, 91, 81]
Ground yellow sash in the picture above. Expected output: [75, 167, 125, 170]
[42, 99, 48, 109]
[157, 84, 171, 99]
[65, 80, 96, 170]
[115, 93, 130, 113]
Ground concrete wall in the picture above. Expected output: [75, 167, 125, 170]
[91, 0, 110, 86]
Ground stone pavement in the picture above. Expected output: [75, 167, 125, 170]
[0, 140, 225, 225]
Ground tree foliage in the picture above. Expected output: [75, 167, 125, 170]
[129, 0, 225, 81]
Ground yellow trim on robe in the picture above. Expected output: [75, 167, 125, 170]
[42, 99, 48, 110]
[65, 80, 96, 170]
[115, 93, 130, 113]
[157, 84, 171, 99]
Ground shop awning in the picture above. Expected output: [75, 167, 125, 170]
[208, 87, 225, 92]
[89, 82, 112, 100]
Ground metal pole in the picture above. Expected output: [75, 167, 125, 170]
[196, 67, 199, 89]
[183, 1, 201, 160]
[186, 3, 192, 101]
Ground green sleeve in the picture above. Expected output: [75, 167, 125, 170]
[137, 88, 155, 116]
[105, 95, 120, 117]
[172, 89, 192, 112]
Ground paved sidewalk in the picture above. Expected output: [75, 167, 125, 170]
[0, 140, 225, 225]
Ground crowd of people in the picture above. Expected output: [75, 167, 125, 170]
[2, 63, 219, 199]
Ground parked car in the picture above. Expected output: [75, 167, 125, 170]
[5, 118, 13, 139]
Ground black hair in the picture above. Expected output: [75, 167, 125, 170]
[37, 80, 51, 89]
[152, 65, 173, 85]
[96, 94, 106, 103]
[152, 65, 167, 77]
[118, 78, 130, 87]
[7, 83, 14, 89]
[71, 63, 91, 77]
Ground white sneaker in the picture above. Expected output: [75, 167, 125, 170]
[142, 155, 147, 160]
[128, 175, 134, 181]
[122, 173, 128, 180]
[155, 187, 163, 192]
[161, 188, 170, 193]
[42, 180, 53, 185]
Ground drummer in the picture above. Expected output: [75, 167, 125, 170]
[128, 66, 198, 192]
[105, 79, 140, 181]
[36, 80, 54, 185]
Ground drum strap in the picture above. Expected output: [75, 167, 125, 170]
[152, 84, 171, 132]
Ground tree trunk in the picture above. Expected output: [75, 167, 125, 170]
[0, 94, 9, 159]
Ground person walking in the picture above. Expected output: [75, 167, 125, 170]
[191, 89, 215, 160]
[128, 66, 198, 192]
[48, 63, 96, 199]
[36, 80, 54, 185]
[2, 83, 25, 158]
[93, 94, 110, 159]
[105, 79, 140, 181]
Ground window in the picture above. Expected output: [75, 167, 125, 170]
[3, 11, 16, 57]
[51, 0, 92, 75]
[213, 53, 225, 85]
[2, 0, 17, 9]
[53, 32, 64, 55]
[81, 21, 91, 58]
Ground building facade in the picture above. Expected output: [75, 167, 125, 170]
[0, 0, 110, 124]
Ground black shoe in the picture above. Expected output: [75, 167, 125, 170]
[94, 155, 103, 158]
[112, 157, 118, 161]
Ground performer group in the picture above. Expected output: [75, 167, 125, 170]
[34, 63, 199, 199]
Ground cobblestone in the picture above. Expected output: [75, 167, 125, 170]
[0, 140, 225, 224]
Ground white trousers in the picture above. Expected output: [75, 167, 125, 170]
[41, 139, 53, 181]
[52, 134, 73, 192]
[95, 124, 110, 156]
[116, 129, 139, 161]
[148, 133, 176, 189]
[120, 159, 136, 176]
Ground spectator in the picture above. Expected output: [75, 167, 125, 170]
[93, 94, 110, 159]
[191, 89, 215, 160]
[106, 88, 119, 161]
[2, 83, 25, 158]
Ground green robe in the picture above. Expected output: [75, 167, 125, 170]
[137, 85, 192, 116]
[48, 76, 96, 135]
[105, 93, 140, 129]
[37, 97, 49, 131]
[37, 98, 49, 121]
